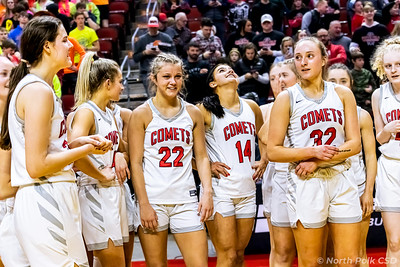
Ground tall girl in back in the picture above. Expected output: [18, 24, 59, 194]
[0, 16, 112, 267]
[198, 63, 266, 266]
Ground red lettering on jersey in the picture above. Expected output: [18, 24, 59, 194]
[386, 109, 400, 122]
[314, 109, 325, 123]
[151, 128, 192, 145]
[234, 122, 243, 135]
[301, 109, 343, 130]
[323, 109, 331, 122]
[330, 108, 337, 122]
[224, 126, 230, 141]
[185, 130, 190, 144]
[179, 128, 185, 142]
[301, 114, 307, 130]
[242, 121, 248, 134]
[62, 139, 68, 148]
[337, 110, 343, 125]
[229, 124, 237, 138]
[307, 112, 316, 127]
[59, 119, 67, 138]
[246, 122, 253, 135]
[157, 129, 164, 143]
[224, 121, 256, 141]
[105, 131, 119, 145]
[151, 131, 157, 145]
[165, 128, 173, 141]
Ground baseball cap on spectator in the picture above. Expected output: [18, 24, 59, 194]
[159, 13, 167, 23]
[261, 14, 273, 24]
[148, 16, 159, 27]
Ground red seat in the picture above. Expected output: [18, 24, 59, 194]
[61, 94, 75, 115]
[187, 6, 201, 20]
[340, 21, 351, 37]
[99, 40, 113, 59]
[339, 9, 347, 21]
[340, 0, 347, 8]
[96, 27, 119, 62]
[109, 2, 129, 20]
[188, 19, 201, 33]
[109, 13, 127, 48]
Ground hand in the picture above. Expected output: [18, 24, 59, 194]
[140, 203, 158, 231]
[285, 50, 293, 59]
[83, 11, 89, 18]
[384, 120, 400, 134]
[295, 161, 318, 178]
[360, 191, 373, 219]
[251, 71, 259, 79]
[171, 4, 178, 9]
[214, 50, 222, 58]
[145, 48, 160, 56]
[203, 51, 212, 59]
[198, 191, 213, 222]
[364, 85, 373, 93]
[312, 145, 339, 160]
[68, 65, 78, 71]
[259, 49, 268, 56]
[114, 152, 130, 185]
[252, 160, 267, 181]
[244, 73, 253, 80]
[98, 166, 116, 183]
[200, 68, 208, 74]
[265, 49, 273, 56]
[211, 162, 231, 178]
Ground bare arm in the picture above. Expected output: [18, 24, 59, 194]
[0, 149, 16, 200]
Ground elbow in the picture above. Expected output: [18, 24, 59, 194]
[27, 165, 45, 179]
[266, 146, 278, 162]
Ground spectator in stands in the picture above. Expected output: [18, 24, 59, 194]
[294, 28, 308, 41]
[1, 0, 14, 25]
[161, 0, 190, 18]
[350, 1, 389, 71]
[317, 28, 347, 65]
[350, 51, 376, 114]
[351, 0, 363, 34]
[190, 17, 225, 67]
[252, 14, 284, 70]
[70, 2, 99, 30]
[183, 42, 210, 104]
[301, 0, 328, 34]
[227, 47, 241, 67]
[0, 26, 7, 45]
[382, 1, 400, 33]
[225, 19, 255, 54]
[57, 0, 74, 17]
[91, 0, 109, 27]
[286, 0, 309, 36]
[8, 10, 28, 47]
[71, 0, 100, 25]
[132, 16, 176, 94]
[69, 12, 100, 52]
[2, 3, 24, 29]
[170, 12, 191, 58]
[1, 38, 19, 64]
[62, 36, 85, 95]
[32, 0, 53, 12]
[273, 36, 294, 63]
[158, 12, 176, 39]
[329, 20, 351, 56]
[249, 0, 283, 33]
[235, 42, 269, 104]
[392, 22, 400, 36]
[196, 0, 229, 43]
[227, 0, 250, 31]
[46, 3, 70, 34]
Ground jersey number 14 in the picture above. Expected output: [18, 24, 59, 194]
[235, 140, 252, 163]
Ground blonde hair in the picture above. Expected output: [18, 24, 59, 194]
[371, 36, 400, 80]
[74, 52, 120, 109]
[148, 53, 185, 94]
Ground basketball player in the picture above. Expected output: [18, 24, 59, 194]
[371, 36, 400, 266]
[69, 52, 129, 267]
[267, 37, 362, 266]
[259, 59, 298, 267]
[327, 63, 376, 267]
[0, 16, 114, 267]
[198, 63, 267, 266]
[128, 53, 213, 266]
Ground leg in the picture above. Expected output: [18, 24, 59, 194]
[329, 222, 361, 267]
[235, 218, 255, 266]
[174, 229, 208, 267]
[137, 227, 168, 267]
[206, 214, 238, 267]
[292, 221, 325, 267]
[267, 217, 277, 265]
[381, 212, 400, 266]
[270, 225, 296, 267]
[359, 216, 370, 267]
[123, 231, 135, 267]
[93, 239, 125, 267]
[325, 225, 336, 267]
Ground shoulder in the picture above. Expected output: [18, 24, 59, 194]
[186, 102, 203, 121]
[359, 108, 373, 128]
[159, 32, 173, 42]
[333, 83, 353, 96]
[243, 98, 262, 115]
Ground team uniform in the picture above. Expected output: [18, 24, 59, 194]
[72, 101, 129, 251]
[136, 98, 203, 233]
[271, 150, 290, 227]
[9, 74, 89, 266]
[113, 104, 137, 232]
[375, 82, 400, 212]
[286, 82, 362, 228]
[350, 106, 367, 197]
[206, 98, 257, 219]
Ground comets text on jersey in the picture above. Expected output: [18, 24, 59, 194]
[385, 109, 400, 123]
[106, 130, 119, 145]
[300, 108, 343, 130]
[151, 127, 191, 146]
[224, 121, 256, 141]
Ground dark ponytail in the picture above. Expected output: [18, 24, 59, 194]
[0, 16, 62, 150]
[202, 64, 226, 118]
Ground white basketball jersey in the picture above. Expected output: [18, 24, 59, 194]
[378, 82, 400, 159]
[350, 107, 366, 186]
[9, 74, 75, 186]
[74, 101, 120, 186]
[206, 98, 256, 198]
[112, 104, 124, 135]
[286, 82, 345, 149]
[143, 98, 197, 204]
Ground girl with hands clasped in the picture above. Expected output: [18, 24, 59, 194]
[371, 36, 400, 266]
[68, 52, 130, 267]
[128, 53, 213, 266]
[327, 63, 376, 267]
[267, 37, 362, 267]
[0, 16, 112, 267]
[198, 63, 266, 266]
